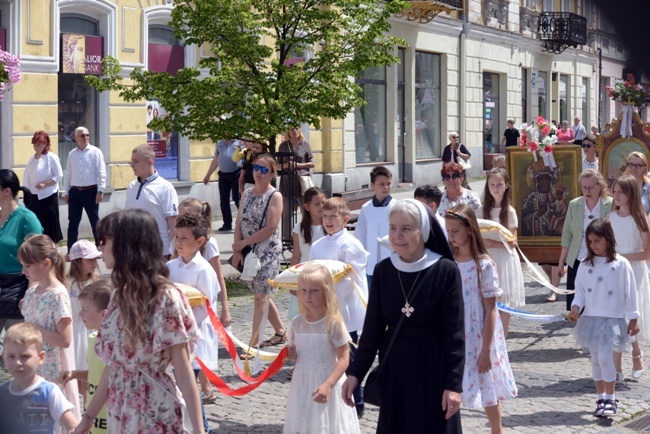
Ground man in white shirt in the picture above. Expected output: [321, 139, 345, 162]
[571, 116, 587, 146]
[125, 144, 179, 256]
[64, 126, 106, 253]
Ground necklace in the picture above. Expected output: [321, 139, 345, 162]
[398, 270, 422, 318]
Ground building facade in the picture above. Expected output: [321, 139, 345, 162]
[0, 0, 635, 232]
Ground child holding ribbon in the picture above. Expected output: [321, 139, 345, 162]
[284, 263, 360, 434]
[569, 218, 638, 417]
[445, 205, 517, 434]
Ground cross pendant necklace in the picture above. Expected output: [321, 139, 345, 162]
[398, 270, 421, 318]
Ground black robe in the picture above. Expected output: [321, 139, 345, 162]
[349, 257, 465, 434]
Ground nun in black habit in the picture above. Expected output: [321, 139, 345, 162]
[343, 199, 465, 433]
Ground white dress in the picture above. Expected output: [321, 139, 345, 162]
[69, 280, 90, 370]
[283, 315, 360, 434]
[478, 206, 526, 307]
[609, 212, 650, 341]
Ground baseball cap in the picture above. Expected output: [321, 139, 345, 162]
[69, 239, 102, 261]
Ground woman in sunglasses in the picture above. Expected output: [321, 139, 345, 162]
[232, 154, 287, 355]
[581, 134, 598, 172]
[624, 151, 650, 214]
[437, 162, 482, 215]
[442, 132, 472, 189]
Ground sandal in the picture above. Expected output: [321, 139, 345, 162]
[238, 346, 257, 360]
[202, 389, 218, 404]
[260, 331, 287, 348]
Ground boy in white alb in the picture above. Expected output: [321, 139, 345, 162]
[308, 197, 369, 418]
[0, 323, 78, 434]
[354, 166, 395, 289]
[166, 214, 220, 433]
[125, 144, 179, 255]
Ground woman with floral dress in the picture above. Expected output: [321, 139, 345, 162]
[72, 209, 204, 434]
[232, 154, 287, 357]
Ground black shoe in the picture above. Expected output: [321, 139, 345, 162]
[356, 407, 365, 419]
[218, 226, 233, 232]
[594, 399, 605, 417]
[601, 399, 618, 417]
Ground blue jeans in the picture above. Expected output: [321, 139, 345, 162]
[67, 187, 100, 251]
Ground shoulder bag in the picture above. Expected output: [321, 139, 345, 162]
[0, 273, 29, 319]
[228, 190, 277, 273]
[363, 266, 434, 407]
[456, 146, 471, 170]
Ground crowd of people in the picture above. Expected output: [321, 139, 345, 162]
[1, 123, 649, 433]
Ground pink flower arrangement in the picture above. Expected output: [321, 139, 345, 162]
[606, 74, 649, 107]
[0, 49, 21, 100]
[519, 116, 558, 167]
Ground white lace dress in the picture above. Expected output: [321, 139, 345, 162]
[283, 315, 360, 434]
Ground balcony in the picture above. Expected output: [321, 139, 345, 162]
[538, 12, 587, 54]
[394, 0, 463, 24]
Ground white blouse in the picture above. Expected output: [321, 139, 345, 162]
[23, 152, 63, 200]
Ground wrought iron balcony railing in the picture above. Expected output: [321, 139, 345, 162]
[538, 12, 587, 54]
[394, 0, 463, 24]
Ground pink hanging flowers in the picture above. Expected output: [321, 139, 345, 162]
[0, 50, 21, 101]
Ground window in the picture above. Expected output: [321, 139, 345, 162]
[483, 72, 500, 154]
[559, 74, 568, 123]
[58, 16, 100, 174]
[415, 52, 441, 159]
[522, 69, 529, 123]
[542, 0, 554, 11]
[147, 26, 183, 179]
[354, 66, 387, 164]
[581, 78, 588, 126]
[538, 71, 548, 119]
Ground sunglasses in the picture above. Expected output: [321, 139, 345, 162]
[253, 164, 270, 174]
[442, 173, 462, 181]
[78, 134, 90, 138]
[450, 136, 459, 139]
[581, 143, 592, 149]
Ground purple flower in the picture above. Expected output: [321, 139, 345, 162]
[0, 50, 21, 101]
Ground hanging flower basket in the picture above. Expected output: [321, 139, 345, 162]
[519, 116, 558, 168]
[0, 50, 21, 101]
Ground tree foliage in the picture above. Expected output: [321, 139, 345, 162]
[87, 0, 406, 152]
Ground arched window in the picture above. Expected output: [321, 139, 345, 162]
[58, 15, 100, 171]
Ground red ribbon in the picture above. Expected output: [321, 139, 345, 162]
[195, 301, 288, 396]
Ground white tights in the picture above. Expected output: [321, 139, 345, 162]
[590, 344, 616, 382]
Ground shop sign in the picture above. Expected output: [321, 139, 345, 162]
[61, 34, 104, 75]
[148, 139, 168, 158]
[148, 44, 184, 76]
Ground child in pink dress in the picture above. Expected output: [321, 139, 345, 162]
[19, 234, 81, 421]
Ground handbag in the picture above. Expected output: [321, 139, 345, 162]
[363, 267, 433, 407]
[0, 273, 29, 319]
[227, 190, 277, 274]
[456, 150, 471, 170]
[298, 175, 314, 196]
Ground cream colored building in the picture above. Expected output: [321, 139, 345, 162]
[0, 0, 634, 231]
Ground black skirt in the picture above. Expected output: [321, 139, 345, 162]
[27, 191, 63, 243]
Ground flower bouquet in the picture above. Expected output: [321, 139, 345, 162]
[519, 116, 558, 168]
[606, 74, 649, 138]
[0, 49, 21, 101]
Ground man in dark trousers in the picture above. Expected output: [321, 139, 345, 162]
[499, 119, 520, 152]
[203, 139, 242, 231]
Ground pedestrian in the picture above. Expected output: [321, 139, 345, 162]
[478, 168, 525, 337]
[607, 175, 649, 382]
[203, 139, 242, 232]
[445, 204, 517, 434]
[284, 263, 361, 434]
[64, 126, 106, 254]
[571, 116, 587, 146]
[568, 218, 639, 417]
[499, 119, 521, 151]
[437, 162, 482, 215]
[442, 132, 472, 189]
[604, 122, 612, 134]
[67, 239, 102, 397]
[23, 130, 64, 243]
[167, 214, 220, 433]
[288, 186, 326, 322]
[557, 120, 575, 144]
[125, 144, 179, 257]
[581, 134, 598, 172]
[18, 234, 81, 420]
[0, 323, 79, 433]
[73, 208, 204, 434]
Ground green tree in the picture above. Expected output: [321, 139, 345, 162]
[88, 0, 406, 153]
